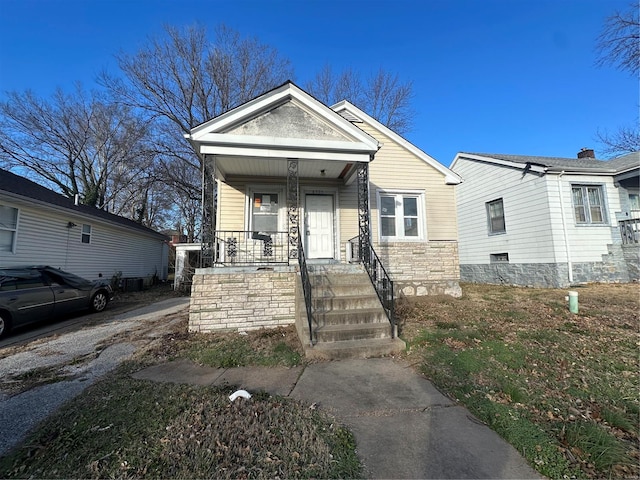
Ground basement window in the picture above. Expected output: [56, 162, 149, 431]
[490, 253, 509, 263]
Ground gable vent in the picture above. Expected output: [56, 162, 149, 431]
[337, 110, 363, 123]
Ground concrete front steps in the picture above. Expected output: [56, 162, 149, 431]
[301, 264, 405, 360]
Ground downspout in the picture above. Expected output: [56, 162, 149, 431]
[557, 171, 573, 284]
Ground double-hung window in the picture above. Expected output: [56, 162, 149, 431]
[251, 192, 280, 232]
[486, 198, 505, 234]
[81, 224, 92, 244]
[571, 185, 607, 224]
[378, 191, 423, 241]
[0, 205, 18, 252]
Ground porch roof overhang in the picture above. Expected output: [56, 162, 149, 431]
[186, 81, 380, 182]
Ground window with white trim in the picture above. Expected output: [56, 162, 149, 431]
[571, 185, 607, 224]
[378, 192, 423, 240]
[0, 205, 18, 252]
[250, 192, 280, 232]
[486, 198, 505, 234]
[81, 224, 92, 244]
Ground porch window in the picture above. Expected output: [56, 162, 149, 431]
[0, 205, 18, 252]
[378, 191, 423, 240]
[251, 193, 279, 232]
[486, 198, 505, 234]
[571, 185, 606, 224]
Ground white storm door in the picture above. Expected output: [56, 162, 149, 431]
[306, 194, 334, 259]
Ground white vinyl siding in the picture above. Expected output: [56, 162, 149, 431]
[546, 175, 618, 263]
[453, 158, 556, 265]
[453, 156, 622, 266]
[357, 122, 458, 242]
[0, 196, 167, 282]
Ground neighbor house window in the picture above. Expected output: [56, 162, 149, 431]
[251, 193, 279, 232]
[486, 198, 505, 234]
[378, 191, 423, 240]
[629, 192, 639, 218]
[571, 185, 606, 224]
[81, 224, 92, 244]
[0, 205, 18, 252]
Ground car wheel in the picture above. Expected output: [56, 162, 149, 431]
[91, 291, 109, 312]
[0, 312, 11, 338]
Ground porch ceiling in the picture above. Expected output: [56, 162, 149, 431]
[215, 155, 353, 180]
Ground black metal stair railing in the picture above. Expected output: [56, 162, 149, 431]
[211, 231, 289, 265]
[348, 236, 395, 337]
[297, 235, 314, 346]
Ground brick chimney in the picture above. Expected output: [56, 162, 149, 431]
[577, 148, 595, 159]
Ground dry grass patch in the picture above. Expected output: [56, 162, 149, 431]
[398, 282, 639, 479]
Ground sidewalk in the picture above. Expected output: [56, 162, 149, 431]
[133, 357, 542, 479]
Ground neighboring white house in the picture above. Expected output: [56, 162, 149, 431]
[450, 150, 639, 287]
[0, 168, 169, 285]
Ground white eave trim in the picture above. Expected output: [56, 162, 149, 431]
[200, 144, 371, 162]
[332, 101, 462, 185]
[451, 153, 548, 174]
[0, 190, 166, 240]
[196, 133, 377, 154]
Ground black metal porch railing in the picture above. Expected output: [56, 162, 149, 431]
[619, 218, 639, 245]
[212, 231, 289, 265]
[297, 235, 314, 346]
[348, 236, 395, 337]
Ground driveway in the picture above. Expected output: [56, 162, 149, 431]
[0, 297, 190, 456]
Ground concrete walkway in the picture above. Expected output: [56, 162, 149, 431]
[133, 358, 542, 479]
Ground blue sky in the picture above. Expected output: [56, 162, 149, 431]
[0, 0, 636, 166]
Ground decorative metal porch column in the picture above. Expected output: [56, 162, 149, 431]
[357, 162, 371, 264]
[200, 154, 216, 267]
[287, 158, 300, 260]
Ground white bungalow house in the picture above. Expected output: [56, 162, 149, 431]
[185, 81, 462, 358]
[450, 150, 639, 288]
[0, 168, 169, 287]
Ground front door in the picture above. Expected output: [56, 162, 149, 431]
[305, 194, 334, 259]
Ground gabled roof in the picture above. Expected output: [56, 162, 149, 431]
[332, 100, 461, 185]
[187, 81, 380, 163]
[0, 169, 166, 240]
[451, 151, 640, 175]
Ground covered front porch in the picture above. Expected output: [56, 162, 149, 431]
[185, 82, 402, 358]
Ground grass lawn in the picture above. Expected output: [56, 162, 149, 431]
[0, 282, 636, 479]
[398, 282, 639, 479]
[0, 323, 358, 479]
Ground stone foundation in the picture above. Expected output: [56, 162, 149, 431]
[189, 266, 298, 333]
[461, 246, 639, 288]
[375, 241, 462, 297]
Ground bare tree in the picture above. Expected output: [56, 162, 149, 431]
[596, 124, 640, 158]
[306, 65, 415, 134]
[595, 2, 639, 77]
[101, 24, 293, 136]
[100, 23, 294, 236]
[0, 86, 158, 210]
[594, 3, 639, 157]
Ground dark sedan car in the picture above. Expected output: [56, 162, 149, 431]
[0, 266, 114, 337]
